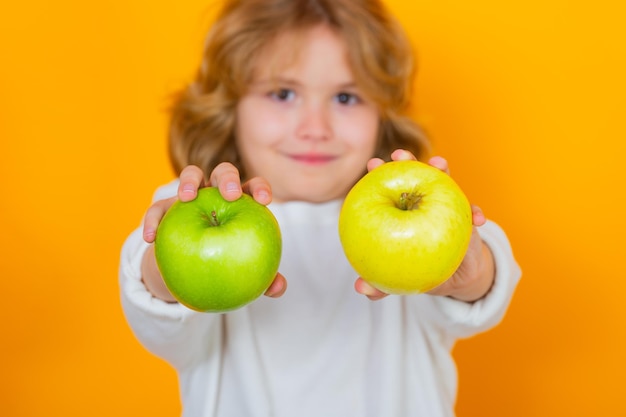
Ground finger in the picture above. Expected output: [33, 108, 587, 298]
[354, 278, 389, 301]
[142, 196, 177, 243]
[264, 273, 287, 298]
[471, 204, 487, 226]
[366, 157, 385, 172]
[210, 162, 242, 201]
[427, 156, 450, 175]
[242, 176, 272, 205]
[178, 165, 206, 202]
[390, 148, 418, 161]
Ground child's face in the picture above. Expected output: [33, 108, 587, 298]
[235, 25, 380, 203]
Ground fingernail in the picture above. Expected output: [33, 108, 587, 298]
[258, 190, 269, 202]
[356, 280, 375, 296]
[361, 286, 377, 297]
[143, 228, 156, 242]
[264, 282, 280, 297]
[182, 183, 195, 194]
[226, 182, 239, 193]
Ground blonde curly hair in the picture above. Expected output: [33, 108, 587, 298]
[168, 0, 428, 178]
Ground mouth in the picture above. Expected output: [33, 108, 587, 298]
[288, 153, 338, 165]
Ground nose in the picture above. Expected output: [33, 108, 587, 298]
[295, 103, 331, 141]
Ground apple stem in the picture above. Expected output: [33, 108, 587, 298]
[399, 192, 424, 211]
[209, 210, 220, 227]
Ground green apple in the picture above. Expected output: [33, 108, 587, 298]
[154, 187, 282, 312]
[338, 160, 472, 294]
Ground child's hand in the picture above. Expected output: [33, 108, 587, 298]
[143, 163, 273, 242]
[141, 163, 286, 301]
[355, 149, 495, 303]
[181, 163, 273, 205]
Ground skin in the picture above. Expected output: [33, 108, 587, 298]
[235, 26, 380, 203]
[140, 25, 495, 304]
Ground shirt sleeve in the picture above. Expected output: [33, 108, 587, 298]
[119, 181, 223, 370]
[420, 220, 522, 339]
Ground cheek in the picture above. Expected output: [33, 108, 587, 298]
[339, 111, 380, 185]
[340, 109, 380, 151]
[236, 100, 285, 147]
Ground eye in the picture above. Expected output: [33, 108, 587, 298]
[335, 92, 360, 105]
[269, 88, 295, 102]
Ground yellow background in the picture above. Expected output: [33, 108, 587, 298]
[1, 0, 624, 415]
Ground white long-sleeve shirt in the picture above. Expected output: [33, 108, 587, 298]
[120, 181, 521, 417]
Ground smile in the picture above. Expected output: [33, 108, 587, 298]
[289, 153, 338, 165]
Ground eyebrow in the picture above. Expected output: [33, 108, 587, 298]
[252, 76, 360, 90]
[251, 77, 299, 88]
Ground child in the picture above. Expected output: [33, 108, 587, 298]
[120, 0, 521, 416]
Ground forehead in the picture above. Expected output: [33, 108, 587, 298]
[250, 25, 352, 81]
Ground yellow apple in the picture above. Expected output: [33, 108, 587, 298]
[338, 160, 472, 294]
